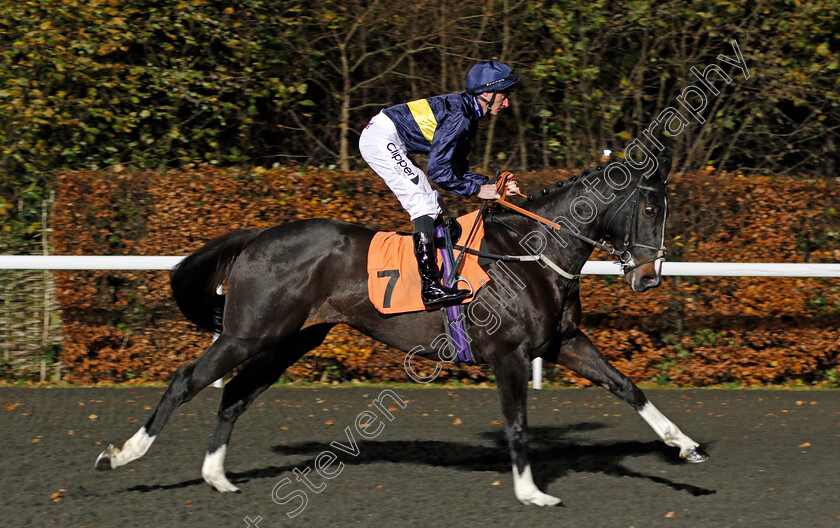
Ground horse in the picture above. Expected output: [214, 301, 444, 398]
[94, 147, 709, 507]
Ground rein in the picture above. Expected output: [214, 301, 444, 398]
[492, 195, 632, 265]
[489, 172, 639, 269]
[454, 171, 666, 279]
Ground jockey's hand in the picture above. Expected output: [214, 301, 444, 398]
[505, 179, 521, 196]
[477, 184, 501, 200]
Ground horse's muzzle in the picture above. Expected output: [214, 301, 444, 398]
[623, 261, 662, 292]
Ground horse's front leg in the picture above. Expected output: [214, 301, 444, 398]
[553, 330, 709, 463]
[493, 352, 563, 506]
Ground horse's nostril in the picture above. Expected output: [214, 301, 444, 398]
[641, 275, 658, 287]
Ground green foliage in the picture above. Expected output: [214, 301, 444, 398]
[7, 0, 315, 170]
[1, 0, 839, 248]
[691, 328, 721, 348]
[527, 0, 840, 171]
[0, 0, 306, 244]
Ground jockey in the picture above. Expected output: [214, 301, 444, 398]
[360, 60, 523, 307]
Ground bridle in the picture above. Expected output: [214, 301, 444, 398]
[487, 171, 667, 277]
[601, 181, 668, 275]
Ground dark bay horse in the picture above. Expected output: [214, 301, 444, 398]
[95, 150, 708, 506]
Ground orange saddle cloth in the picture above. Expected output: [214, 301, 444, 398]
[367, 211, 490, 314]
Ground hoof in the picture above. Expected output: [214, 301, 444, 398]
[203, 475, 241, 493]
[682, 446, 710, 464]
[518, 491, 563, 507]
[95, 444, 117, 470]
[213, 482, 241, 494]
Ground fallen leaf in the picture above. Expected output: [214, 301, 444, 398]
[491, 481, 501, 486]
[88, 414, 98, 421]
[325, 420, 334, 425]
[665, 512, 675, 518]
[32, 438, 41, 443]
[185, 500, 193, 505]
[452, 418, 462, 425]
[4, 402, 22, 411]
[51, 489, 67, 503]
[799, 442, 811, 448]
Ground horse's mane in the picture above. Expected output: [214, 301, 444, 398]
[504, 159, 611, 210]
[515, 147, 672, 209]
[489, 135, 673, 228]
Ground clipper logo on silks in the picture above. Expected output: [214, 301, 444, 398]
[387, 142, 420, 185]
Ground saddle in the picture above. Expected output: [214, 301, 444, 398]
[367, 211, 490, 315]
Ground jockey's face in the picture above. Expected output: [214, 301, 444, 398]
[480, 91, 511, 116]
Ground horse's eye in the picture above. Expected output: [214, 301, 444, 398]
[644, 205, 655, 216]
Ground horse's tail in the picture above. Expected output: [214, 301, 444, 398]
[170, 229, 266, 334]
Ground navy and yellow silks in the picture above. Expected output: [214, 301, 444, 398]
[382, 92, 489, 198]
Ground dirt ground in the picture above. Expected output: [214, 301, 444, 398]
[1, 386, 838, 528]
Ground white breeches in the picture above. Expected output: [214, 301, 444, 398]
[359, 112, 442, 221]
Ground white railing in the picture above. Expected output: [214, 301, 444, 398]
[3, 256, 840, 277]
[0, 255, 183, 270]
[3, 256, 839, 389]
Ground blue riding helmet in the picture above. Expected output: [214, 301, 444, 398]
[465, 60, 522, 95]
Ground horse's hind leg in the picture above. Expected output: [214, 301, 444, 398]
[95, 333, 270, 471]
[494, 352, 563, 506]
[553, 331, 709, 462]
[202, 324, 334, 492]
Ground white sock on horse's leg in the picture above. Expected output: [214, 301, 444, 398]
[637, 401, 698, 455]
[98, 427, 156, 469]
[202, 444, 240, 492]
[512, 464, 562, 506]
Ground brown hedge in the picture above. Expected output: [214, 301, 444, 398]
[51, 167, 840, 386]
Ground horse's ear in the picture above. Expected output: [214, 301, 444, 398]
[654, 135, 675, 184]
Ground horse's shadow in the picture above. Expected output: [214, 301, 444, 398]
[126, 423, 714, 496]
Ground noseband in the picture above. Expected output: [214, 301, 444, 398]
[603, 182, 667, 274]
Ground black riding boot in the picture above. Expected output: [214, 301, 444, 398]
[413, 231, 470, 307]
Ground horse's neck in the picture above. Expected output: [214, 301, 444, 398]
[519, 191, 607, 272]
[518, 170, 645, 271]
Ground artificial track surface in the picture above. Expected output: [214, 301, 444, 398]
[2, 386, 838, 527]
